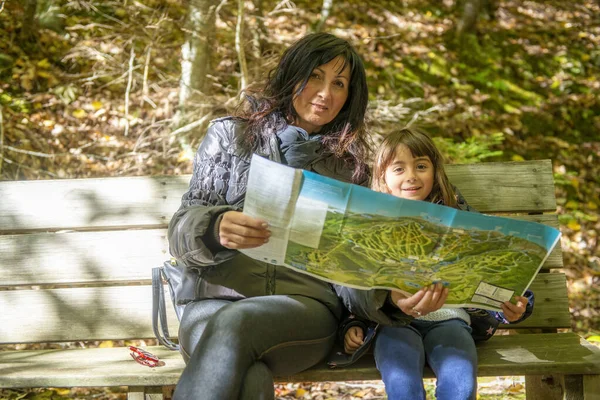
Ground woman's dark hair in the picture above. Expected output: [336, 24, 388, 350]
[237, 32, 370, 183]
[372, 127, 457, 207]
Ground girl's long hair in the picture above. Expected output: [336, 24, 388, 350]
[371, 127, 457, 207]
[235, 33, 370, 183]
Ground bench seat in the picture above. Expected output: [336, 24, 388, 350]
[1, 333, 599, 388]
[1, 160, 599, 399]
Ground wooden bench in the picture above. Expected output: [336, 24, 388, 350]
[1, 159, 599, 399]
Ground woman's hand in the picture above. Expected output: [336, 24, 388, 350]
[218, 211, 271, 249]
[344, 326, 364, 354]
[501, 295, 528, 322]
[391, 283, 449, 318]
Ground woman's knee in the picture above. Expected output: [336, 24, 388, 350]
[203, 301, 263, 338]
[178, 300, 230, 363]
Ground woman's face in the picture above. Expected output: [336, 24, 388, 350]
[292, 56, 350, 134]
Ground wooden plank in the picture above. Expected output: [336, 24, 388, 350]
[0, 175, 190, 233]
[127, 388, 146, 400]
[0, 229, 169, 286]
[500, 273, 570, 329]
[128, 387, 165, 400]
[446, 160, 556, 213]
[1, 333, 599, 388]
[0, 214, 563, 287]
[583, 375, 600, 400]
[0, 160, 556, 233]
[0, 273, 568, 344]
[0, 285, 180, 344]
[526, 374, 599, 400]
[287, 333, 600, 382]
[564, 375, 585, 400]
[525, 374, 565, 400]
[0, 346, 186, 388]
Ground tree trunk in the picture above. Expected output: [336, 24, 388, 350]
[236, 0, 249, 95]
[252, 0, 267, 56]
[315, 0, 333, 32]
[20, 0, 38, 41]
[0, 105, 4, 177]
[178, 0, 218, 114]
[456, 0, 482, 37]
[37, 0, 65, 33]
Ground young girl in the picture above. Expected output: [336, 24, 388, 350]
[339, 127, 534, 400]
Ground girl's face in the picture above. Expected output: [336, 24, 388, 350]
[384, 144, 434, 201]
[292, 56, 350, 134]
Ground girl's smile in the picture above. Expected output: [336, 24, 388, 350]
[384, 144, 434, 201]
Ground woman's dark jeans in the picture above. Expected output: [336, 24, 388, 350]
[173, 295, 338, 400]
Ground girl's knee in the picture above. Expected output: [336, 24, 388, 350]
[436, 378, 477, 400]
[435, 366, 477, 400]
[382, 371, 426, 400]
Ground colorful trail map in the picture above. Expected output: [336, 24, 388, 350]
[241, 155, 561, 311]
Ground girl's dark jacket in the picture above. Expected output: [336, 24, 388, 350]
[167, 117, 368, 320]
[330, 196, 535, 367]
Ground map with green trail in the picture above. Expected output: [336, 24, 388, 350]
[241, 155, 562, 311]
[285, 211, 547, 309]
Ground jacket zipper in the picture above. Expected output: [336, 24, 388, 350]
[266, 263, 276, 295]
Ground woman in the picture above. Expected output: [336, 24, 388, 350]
[168, 32, 370, 399]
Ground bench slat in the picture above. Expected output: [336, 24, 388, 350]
[0, 175, 189, 233]
[0, 273, 569, 344]
[0, 214, 563, 287]
[447, 160, 556, 213]
[1, 333, 599, 388]
[499, 272, 570, 329]
[0, 229, 169, 286]
[0, 285, 179, 344]
[0, 160, 556, 233]
[288, 332, 600, 382]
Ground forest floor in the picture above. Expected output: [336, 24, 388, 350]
[1, 377, 527, 400]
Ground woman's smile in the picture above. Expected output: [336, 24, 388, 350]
[292, 56, 350, 134]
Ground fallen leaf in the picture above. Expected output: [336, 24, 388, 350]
[568, 220, 581, 231]
[72, 109, 87, 119]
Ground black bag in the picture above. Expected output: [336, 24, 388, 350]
[152, 259, 199, 350]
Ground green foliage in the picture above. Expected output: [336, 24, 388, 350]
[434, 132, 504, 164]
[52, 84, 79, 105]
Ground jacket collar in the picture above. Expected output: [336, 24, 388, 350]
[276, 124, 323, 169]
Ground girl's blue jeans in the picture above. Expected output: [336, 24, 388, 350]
[374, 319, 477, 400]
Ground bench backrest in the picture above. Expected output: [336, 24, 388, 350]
[0, 160, 566, 345]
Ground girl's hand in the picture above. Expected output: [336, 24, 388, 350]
[218, 211, 271, 249]
[344, 326, 364, 354]
[502, 295, 528, 322]
[392, 283, 449, 318]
